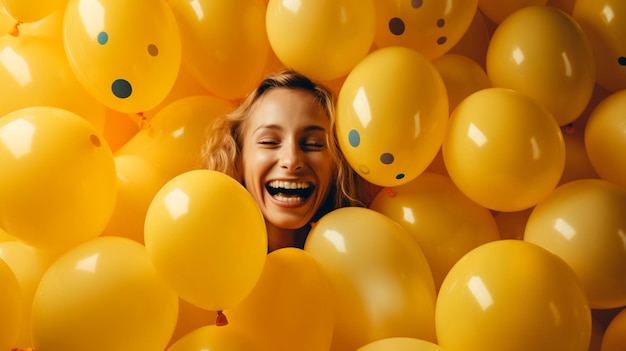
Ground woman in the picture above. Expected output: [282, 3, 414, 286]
[203, 70, 368, 252]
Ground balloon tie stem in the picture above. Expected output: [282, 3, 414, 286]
[8, 21, 22, 37]
[385, 187, 396, 197]
[564, 123, 575, 135]
[137, 112, 151, 129]
[216, 310, 229, 326]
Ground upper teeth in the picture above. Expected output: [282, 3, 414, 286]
[268, 180, 311, 189]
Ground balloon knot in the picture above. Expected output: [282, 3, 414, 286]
[12, 348, 35, 351]
[8, 21, 22, 37]
[385, 187, 396, 197]
[137, 112, 151, 129]
[216, 310, 229, 326]
[310, 221, 316, 228]
[564, 123, 575, 135]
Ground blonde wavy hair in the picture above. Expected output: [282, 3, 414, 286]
[202, 69, 363, 209]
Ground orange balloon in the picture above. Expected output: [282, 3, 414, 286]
[0, 34, 105, 131]
[558, 130, 599, 186]
[436, 240, 591, 351]
[493, 207, 533, 240]
[584, 89, 626, 189]
[524, 179, 626, 309]
[226, 248, 333, 351]
[443, 88, 565, 212]
[305, 207, 437, 350]
[479, 0, 548, 24]
[373, 0, 479, 60]
[167, 325, 258, 351]
[486, 5, 596, 126]
[169, 0, 268, 101]
[601, 308, 626, 351]
[116, 95, 235, 179]
[432, 54, 491, 112]
[102, 108, 139, 153]
[573, 0, 626, 92]
[101, 155, 171, 244]
[448, 9, 491, 68]
[369, 172, 500, 291]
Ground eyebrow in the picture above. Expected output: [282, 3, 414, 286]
[253, 124, 327, 134]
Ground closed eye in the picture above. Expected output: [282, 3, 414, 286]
[302, 141, 326, 151]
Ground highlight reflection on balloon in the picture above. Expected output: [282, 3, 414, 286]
[524, 179, 626, 309]
[337, 46, 448, 187]
[436, 240, 591, 351]
[443, 88, 565, 212]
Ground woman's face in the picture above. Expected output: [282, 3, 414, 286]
[240, 88, 335, 231]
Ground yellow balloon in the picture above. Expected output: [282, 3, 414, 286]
[524, 179, 626, 309]
[0, 107, 117, 249]
[266, 0, 375, 81]
[357, 337, 445, 351]
[144, 169, 267, 312]
[432, 54, 491, 112]
[436, 240, 591, 351]
[479, 0, 548, 24]
[1, 0, 66, 23]
[0, 34, 105, 131]
[116, 95, 235, 180]
[304, 207, 437, 351]
[31, 237, 179, 351]
[443, 88, 565, 212]
[0, 5, 13, 34]
[448, 10, 491, 68]
[167, 325, 258, 351]
[559, 130, 599, 186]
[486, 5, 596, 125]
[227, 248, 333, 351]
[547, 0, 575, 14]
[584, 89, 626, 189]
[0, 241, 62, 348]
[373, 0, 478, 60]
[169, 0, 268, 101]
[63, 0, 181, 113]
[573, 0, 626, 92]
[601, 308, 626, 351]
[101, 155, 171, 244]
[336, 46, 449, 187]
[19, 9, 64, 38]
[0, 258, 21, 351]
[167, 298, 217, 349]
[370, 173, 500, 290]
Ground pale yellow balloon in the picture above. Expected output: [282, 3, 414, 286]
[0, 34, 106, 131]
[32, 236, 179, 351]
[524, 179, 626, 309]
[116, 95, 235, 180]
[0, 107, 117, 250]
[0, 241, 62, 348]
[227, 248, 333, 351]
[1, 0, 66, 23]
[369, 172, 500, 291]
[0, 258, 20, 351]
[357, 337, 445, 351]
[305, 207, 437, 350]
[144, 170, 267, 312]
[101, 155, 171, 244]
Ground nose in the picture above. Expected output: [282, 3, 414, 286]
[279, 141, 304, 171]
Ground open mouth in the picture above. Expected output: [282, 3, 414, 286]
[266, 180, 315, 203]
